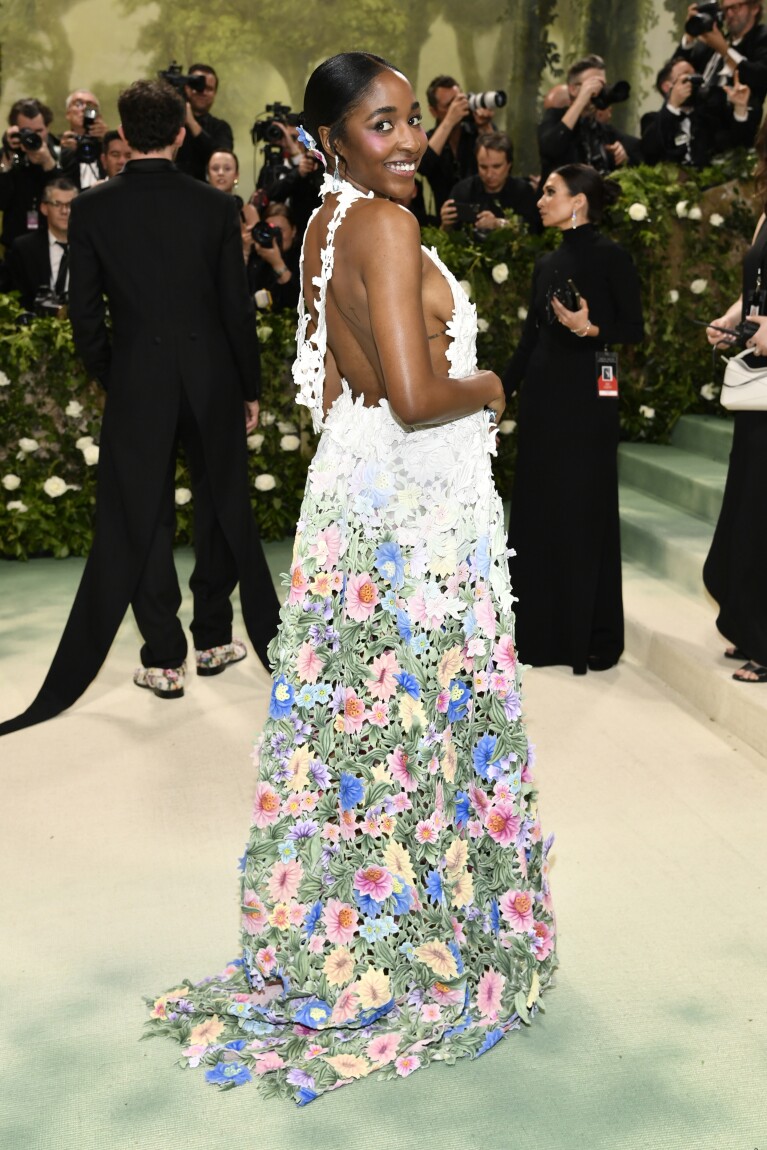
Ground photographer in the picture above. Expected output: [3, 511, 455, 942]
[246, 202, 300, 312]
[0, 98, 61, 249]
[175, 64, 234, 181]
[101, 130, 131, 179]
[641, 57, 753, 166]
[673, 2, 767, 147]
[59, 90, 108, 189]
[7, 177, 77, 311]
[254, 117, 322, 238]
[538, 55, 642, 181]
[417, 75, 480, 213]
[440, 130, 541, 234]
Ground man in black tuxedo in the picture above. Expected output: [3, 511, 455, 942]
[7, 177, 77, 310]
[175, 64, 234, 181]
[673, 0, 767, 143]
[0, 79, 280, 737]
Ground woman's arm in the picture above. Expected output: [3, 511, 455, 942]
[354, 202, 503, 426]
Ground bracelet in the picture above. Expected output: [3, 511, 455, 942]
[274, 265, 289, 279]
[575, 322, 591, 337]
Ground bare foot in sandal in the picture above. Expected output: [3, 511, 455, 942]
[732, 661, 767, 683]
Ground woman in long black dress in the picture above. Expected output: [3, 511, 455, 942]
[704, 130, 767, 684]
[504, 164, 643, 675]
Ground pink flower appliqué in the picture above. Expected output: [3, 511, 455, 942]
[366, 1032, 400, 1065]
[343, 688, 367, 734]
[388, 745, 417, 792]
[493, 633, 516, 674]
[369, 700, 390, 727]
[474, 594, 497, 639]
[254, 1051, 286, 1075]
[395, 1053, 421, 1077]
[366, 650, 400, 700]
[310, 523, 341, 568]
[476, 967, 506, 1020]
[500, 888, 535, 933]
[251, 781, 281, 829]
[354, 865, 394, 901]
[531, 919, 555, 960]
[288, 564, 309, 605]
[484, 801, 521, 848]
[267, 860, 304, 902]
[296, 641, 324, 683]
[323, 899, 358, 945]
[345, 572, 379, 622]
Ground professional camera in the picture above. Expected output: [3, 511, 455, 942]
[74, 107, 101, 163]
[158, 62, 207, 93]
[454, 201, 481, 224]
[685, 1, 722, 37]
[680, 73, 706, 105]
[251, 101, 301, 144]
[33, 287, 67, 318]
[467, 90, 507, 111]
[592, 80, 631, 110]
[252, 221, 281, 249]
[18, 127, 44, 151]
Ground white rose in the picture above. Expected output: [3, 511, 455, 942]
[458, 279, 472, 298]
[687, 205, 702, 221]
[254, 473, 276, 492]
[280, 434, 300, 451]
[43, 476, 68, 498]
[174, 487, 192, 505]
[690, 278, 708, 294]
[7, 500, 28, 512]
[700, 383, 718, 401]
[82, 444, 100, 466]
[517, 306, 528, 321]
[260, 411, 275, 426]
[257, 325, 273, 342]
[675, 200, 688, 218]
[75, 436, 94, 450]
[628, 202, 648, 221]
[247, 433, 264, 451]
[18, 437, 39, 453]
[491, 263, 509, 285]
[2, 474, 21, 490]
[709, 213, 724, 228]
[498, 420, 517, 435]
[0, 370, 10, 387]
[477, 318, 489, 333]
[668, 289, 680, 304]
[65, 400, 84, 418]
[639, 405, 655, 420]
[277, 420, 297, 434]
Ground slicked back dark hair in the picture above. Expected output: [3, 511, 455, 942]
[553, 163, 620, 224]
[8, 98, 54, 127]
[301, 52, 398, 163]
[426, 74, 459, 109]
[118, 80, 185, 154]
[567, 54, 606, 84]
[476, 130, 514, 165]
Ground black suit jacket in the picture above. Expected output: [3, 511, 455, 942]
[175, 112, 234, 181]
[674, 21, 767, 103]
[538, 108, 643, 181]
[7, 229, 52, 309]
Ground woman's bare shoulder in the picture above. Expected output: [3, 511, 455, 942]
[343, 197, 422, 255]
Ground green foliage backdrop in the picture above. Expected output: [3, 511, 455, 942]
[0, 158, 756, 560]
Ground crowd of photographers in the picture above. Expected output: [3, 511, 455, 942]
[2, 1, 767, 319]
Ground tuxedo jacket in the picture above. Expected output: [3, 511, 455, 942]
[538, 108, 643, 181]
[7, 228, 52, 309]
[674, 21, 767, 104]
[0, 159, 278, 736]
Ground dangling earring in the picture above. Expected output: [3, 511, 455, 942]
[332, 154, 342, 192]
[571, 207, 578, 230]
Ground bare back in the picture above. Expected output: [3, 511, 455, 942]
[301, 194, 457, 413]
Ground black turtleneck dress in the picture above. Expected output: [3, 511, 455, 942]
[503, 224, 644, 675]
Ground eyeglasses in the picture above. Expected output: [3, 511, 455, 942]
[45, 200, 74, 210]
[70, 99, 98, 109]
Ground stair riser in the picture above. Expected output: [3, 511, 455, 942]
[620, 519, 709, 601]
[670, 417, 734, 465]
[618, 456, 725, 525]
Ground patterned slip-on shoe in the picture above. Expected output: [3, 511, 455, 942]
[195, 638, 248, 677]
[133, 662, 186, 699]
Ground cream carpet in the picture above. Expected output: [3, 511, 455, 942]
[1, 550, 765, 1150]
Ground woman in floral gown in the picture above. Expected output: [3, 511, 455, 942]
[147, 52, 556, 1104]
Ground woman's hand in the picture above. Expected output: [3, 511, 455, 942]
[745, 314, 767, 356]
[705, 307, 741, 346]
[551, 293, 599, 338]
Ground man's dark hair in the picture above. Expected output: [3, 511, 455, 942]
[8, 98, 54, 127]
[567, 55, 606, 85]
[117, 80, 185, 153]
[188, 63, 219, 89]
[476, 130, 514, 165]
[302, 52, 398, 161]
[42, 176, 78, 200]
[426, 74, 459, 109]
[102, 129, 122, 152]
[656, 60, 677, 94]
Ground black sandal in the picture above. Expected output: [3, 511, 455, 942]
[732, 661, 767, 683]
[724, 646, 750, 660]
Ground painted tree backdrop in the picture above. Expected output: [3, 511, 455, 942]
[1, 1, 686, 173]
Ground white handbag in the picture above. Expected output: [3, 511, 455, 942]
[721, 348, 767, 411]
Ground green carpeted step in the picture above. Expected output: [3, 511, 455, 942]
[670, 414, 734, 464]
[619, 485, 713, 599]
[618, 442, 727, 525]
